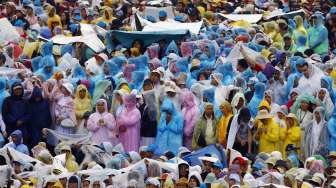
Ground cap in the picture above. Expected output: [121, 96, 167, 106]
[159, 10, 167, 18]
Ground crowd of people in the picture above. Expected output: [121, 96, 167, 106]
[1, 0, 336, 187]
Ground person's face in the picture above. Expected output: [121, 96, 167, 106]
[12, 135, 19, 144]
[103, 63, 109, 75]
[13, 162, 21, 174]
[188, 177, 198, 187]
[143, 83, 153, 91]
[211, 167, 221, 176]
[277, 112, 285, 120]
[179, 164, 189, 178]
[13, 87, 23, 97]
[318, 89, 326, 101]
[79, 89, 86, 99]
[93, 181, 100, 188]
[229, 179, 236, 187]
[300, 101, 309, 111]
[198, 73, 206, 81]
[314, 111, 321, 123]
[205, 105, 214, 117]
[176, 3, 184, 12]
[59, 177, 67, 187]
[96, 101, 105, 113]
[82, 180, 90, 188]
[273, 70, 280, 80]
[236, 97, 244, 109]
[290, 92, 298, 100]
[286, 117, 294, 127]
[220, 105, 230, 115]
[301, 65, 309, 78]
[150, 73, 160, 83]
[68, 182, 78, 188]
[265, 94, 272, 104]
[165, 111, 172, 122]
[133, 41, 142, 50]
[203, 161, 212, 172]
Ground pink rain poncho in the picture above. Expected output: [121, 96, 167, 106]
[181, 90, 199, 150]
[87, 99, 117, 145]
[117, 93, 141, 152]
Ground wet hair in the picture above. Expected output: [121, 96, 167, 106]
[68, 176, 79, 183]
[237, 59, 249, 70]
[238, 107, 251, 124]
[304, 49, 314, 57]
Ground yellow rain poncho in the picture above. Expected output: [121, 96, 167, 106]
[255, 117, 280, 153]
[74, 84, 92, 120]
[93, 6, 115, 25]
[259, 100, 271, 112]
[46, 6, 62, 30]
[217, 101, 233, 147]
[264, 21, 283, 49]
[282, 114, 301, 158]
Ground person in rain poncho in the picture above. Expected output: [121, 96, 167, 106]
[254, 109, 280, 153]
[27, 86, 52, 148]
[139, 79, 158, 146]
[5, 129, 29, 155]
[2, 82, 29, 138]
[156, 98, 183, 154]
[316, 88, 334, 119]
[281, 113, 301, 158]
[308, 12, 329, 55]
[226, 107, 252, 156]
[87, 99, 117, 145]
[192, 103, 217, 150]
[46, 5, 62, 31]
[117, 93, 141, 152]
[296, 59, 325, 96]
[292, 15, 308, 49]
[217, 101, 233, 148]
[231, 92, 246, 115]
[181, 90, 199, 150]
[247, 82, 266, 118]
[54, 82, 76, 134]
[93, 6, 115, 25]
[74, 84, 92, 133]
[305, 107, 329, 157]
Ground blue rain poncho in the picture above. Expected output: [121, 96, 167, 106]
[215, 63, 234, 86]
[131, 71, 146, 91]
[0, 78, 9, 114]
[155, 98, 183, 155]
[321, 76, 336, 104]
[128, 55, 149, 72]
[308, 12, 329, 55]
[165, 40, 179, 56]
[247, 82, 266, 117]
[328, 108, 336, 152]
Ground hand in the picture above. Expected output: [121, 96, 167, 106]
[42, 128, 48, 135]
[2, 131, 7, 138]
[99, 119, 105, 126]
[16, 120, 23, 126]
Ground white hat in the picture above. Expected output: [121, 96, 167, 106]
[146, 177, 160, 186]
[255, 109, 272, 120]
[62, 82, 74, 95]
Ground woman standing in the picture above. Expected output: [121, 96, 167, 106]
[28, 87, 52, 148]
[192, 103, 218, 150]
[217, 101, 233, 147]
[305, 107, 329, 157]
[117, 93, 141, 152]
[74, 85, 92, 134]
[227, 108, 252, 156]
[87, 99, 117, 145]
[54, 82, 76, 134]
[283, 113, 301, 158]
[181, 91, 199, 150]
[156, 98, 183, 154]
